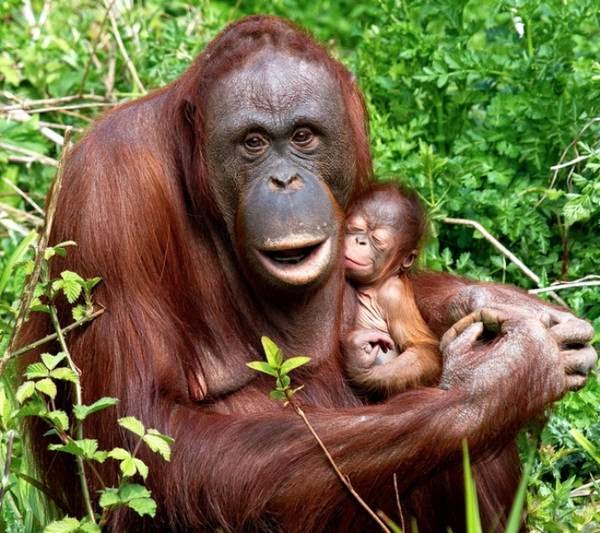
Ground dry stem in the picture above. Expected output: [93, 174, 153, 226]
[442, 217, 568, 307]
[288, 396, 391, 532]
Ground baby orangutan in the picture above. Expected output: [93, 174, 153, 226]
[343, 183, 441, 394]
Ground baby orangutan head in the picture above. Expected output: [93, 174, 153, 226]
[344, 183, 426, 285]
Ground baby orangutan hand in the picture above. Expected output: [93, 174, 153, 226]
[343, 328, 395, 370]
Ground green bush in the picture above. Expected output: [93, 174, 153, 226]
[0, 0, 598, 530]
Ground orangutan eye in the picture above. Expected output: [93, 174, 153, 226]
[243, 133, 268, 154]
[291, 127, 317, 148]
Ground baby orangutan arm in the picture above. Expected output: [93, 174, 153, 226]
[344, 277, 442, 393]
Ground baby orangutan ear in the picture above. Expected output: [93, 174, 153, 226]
[401, 249, 418, 270]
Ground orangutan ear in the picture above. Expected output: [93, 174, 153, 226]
[401, 249, 418, 270]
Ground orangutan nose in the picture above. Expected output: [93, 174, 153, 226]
[355, 235, 368, 246]
[268, 174, 304, 191]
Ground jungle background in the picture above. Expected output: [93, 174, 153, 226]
[0, 0, 598, 531]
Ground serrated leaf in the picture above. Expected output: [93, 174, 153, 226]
[119, 483, 151, 501]
[99, 488, 121, 508]
[43, 516, 80, 533]
[41, 352, 66, 370]
[280, 356, 311, 375]
[50, 367, 79, 383]
[134, 458, 149, 479]
[118, 416, 145, 437]
[46, 410, 69, 431]
[25, 362, 49, 379]
[146, 428, 174, 445]
[16, 381, 35, 404]
[246, 361, 278, 377]
[49, 439, 98, 459]
[108, 447, 131, 461]
[35, 378, 57, 399]
[93, 451, 109, 463]
[73, 397, 118, 421]
[143, 433, 172, 461]
[127, 497, 156, 517]
[261, 336, 283, 367]
[78, 519, 101, 533]
[72, 304, 86, 321]
[120, 457, 137, 477]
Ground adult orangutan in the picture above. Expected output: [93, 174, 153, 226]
[21, 15, 596, 532]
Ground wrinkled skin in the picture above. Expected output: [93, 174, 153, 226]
[203, 50, 354, 291]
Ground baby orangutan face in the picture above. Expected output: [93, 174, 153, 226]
[344, 214, 397, 284]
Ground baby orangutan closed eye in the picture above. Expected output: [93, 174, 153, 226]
[343, 183, 441, 394]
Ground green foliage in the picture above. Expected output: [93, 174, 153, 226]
[247, 336, 310, 403]
[0, 239, 173, 529]
[0, 0, 598, 530]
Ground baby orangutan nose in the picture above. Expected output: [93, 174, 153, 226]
[268, 174, 303, 191]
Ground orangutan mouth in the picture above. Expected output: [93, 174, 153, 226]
[256, 237, 333, 286]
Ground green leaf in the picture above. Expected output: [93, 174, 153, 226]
[570, 428, 600, 465]
[118, 416, 145, 437]
[120, 457, 137, 477]
[269, 390, 286, 401]
[46, 410, 69, 431]
[108, 447, 131, 461]
[93, 451, 109, 463]
[50, 367, 79, 383]
[127, 496, 156, 518]
[261, 336, 283, 368]
[16, 381, 36, 404]
[73, 397, 118, 421]
[280, 356, 311, 376]
[462, 439, 482, 533]
[134, 458, 149, 479]
[99, 488, 121, 508]
[143, 433, 172, 461]
[78, 519, 101, 533]
[49, 439, 99, 459]
[505, 445, 535, 533]
[43, 516, 81, 533]
[58, 270, 84, 303]
[41, 352, 67, 370]
[25, 362, 49, 379]
[146, 428, 174, 445]
[35, 378, 57, 399]
[0, 230, 36, 298]
[119, 483, 152, 501]
[246, 361, 278, 377]
[72, 304, 87, 321]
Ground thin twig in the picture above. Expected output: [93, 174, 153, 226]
[442, 217, 567, 307]
[79, 0, 117, 95]
[4, 108, 64, 146]
[0, 204, 43, 227]
[570, 479, 598, 498]
[0, 128, 72, 376]
[49, 306, 96, 523]
[1, 92, 108, 111]
[550, 154, 593, 171]
[105, 1, 146, 94]
[0, 215, 29, 236]
[0, 142, 58, 167]
[9, 308, 105, 360]
[2, 103, 115, 115]
[393, 472, 405, 533]
[529, 281, 600, 294]
[537, 116, 600, 207]
[2, 178, 44, 216]
[288, 397, 391, 532]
